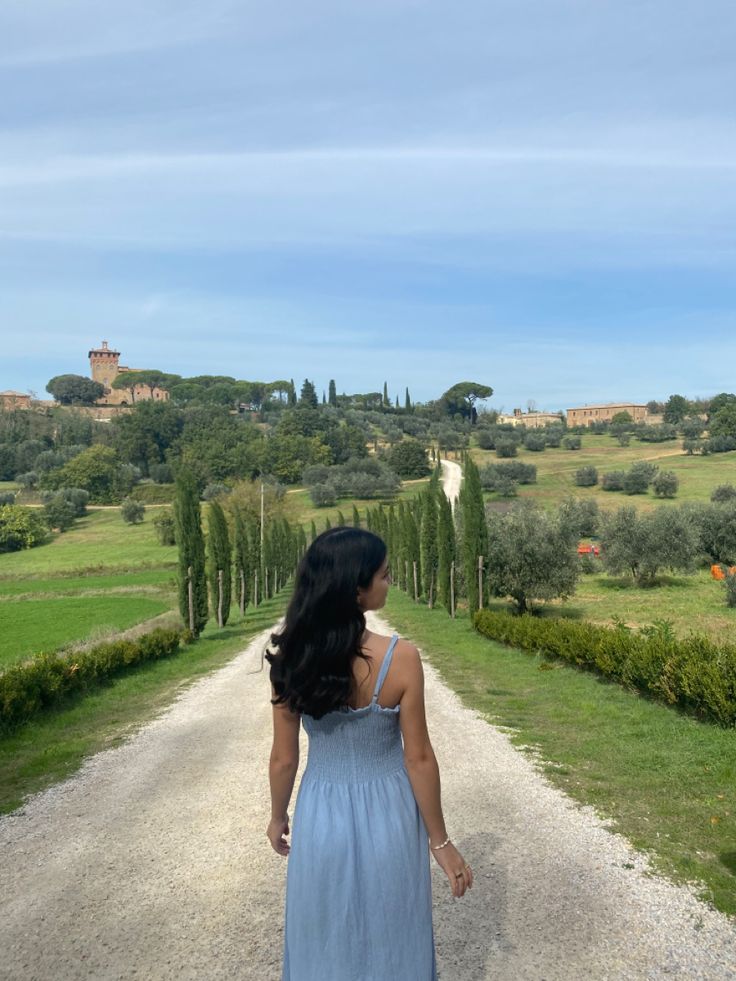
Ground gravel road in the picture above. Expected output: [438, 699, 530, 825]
[2, 612, 735, 981]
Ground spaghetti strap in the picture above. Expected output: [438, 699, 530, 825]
[371, 634, 399, 703]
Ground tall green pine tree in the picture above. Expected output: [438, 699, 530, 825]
[174, 470, 208, 636]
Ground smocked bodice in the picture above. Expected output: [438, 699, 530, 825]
[300, 634, 404, 784]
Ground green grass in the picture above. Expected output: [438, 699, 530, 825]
[497, 567, 736, 642]
[384, 588, 736, 918]
[0, 568, 175, 597]
[0, 595, 173, 666]
[0, 508, 177, 575]
[0, 591, 288, 815]
[472, 436, 736, 512]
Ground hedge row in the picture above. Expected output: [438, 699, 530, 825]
[474, 610, 736, 728]
[0, 627, 183, 732]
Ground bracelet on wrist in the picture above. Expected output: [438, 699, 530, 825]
[430, 835, 451, 851]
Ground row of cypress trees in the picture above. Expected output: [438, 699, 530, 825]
[173, 471, 308, 637]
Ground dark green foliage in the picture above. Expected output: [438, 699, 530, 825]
[299, 379, 319, 408]
[305, 458, 400, 502]
[652, 470, 679, 498]
[337, 510, 346, 526]
[724, 572, 736, 609]
[623, 468, 651, 495]
[601, 471, 625, 491]
[459, 456, 488, 614]
[710, 404, 736, 440]
[574, 466, 598, 487]
[328, 380, 337, 407]
[479, 462, 536, 489]
[711, 484, 736, 503]
[232, 511, 252, 613]
[438, 382, 493, 421]
[310, 484, 337, 507]
[562, 436, 581, 450]
[473, 611, 736, 728]
[174, 471, 208, 637]
[0, 628, 182, 732]
[495, 440, 518, 458]
[707, 392, 736, 421]
[600, 505, 699, 585]
[0, 491, 14, 505]
[558, 497, 600, 539]
[43, 496, 76, 532]
[111, 401, 183, 474]
[46, 374, 105, 405]
[663, 394, 691, 424]
[207, 500, 232, 626]
[690, 501, 736, 564]
[637, 424, 678, 443]
[352, 505, 361, 527]
[121, 497, 145, 524]
[476, 429, 495, 450]
[485, 503, 579, 613]
[41, 445, 136, 504]
[387, 440, 430, 478]
[523, 432, 546, 452]
[419, 486, 439, 603]
[0, 505, 49, 552]
[153, 510, 176, 545]
[436, 488, 455, 613]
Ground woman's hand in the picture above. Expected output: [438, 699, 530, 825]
[267, 815, 291, 856]
[431, 841, 473, 898]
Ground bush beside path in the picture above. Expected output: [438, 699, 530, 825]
[2, 613, 735, 979]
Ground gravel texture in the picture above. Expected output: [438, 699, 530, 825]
[1, 612, 735, 980]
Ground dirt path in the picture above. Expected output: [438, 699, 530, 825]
[2, 612, 735, 980]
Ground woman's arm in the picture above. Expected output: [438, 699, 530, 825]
[267, 689, 300, 856]
[399, 645, 473, 898]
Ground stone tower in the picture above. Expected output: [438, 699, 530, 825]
[88, 340, 120, 391]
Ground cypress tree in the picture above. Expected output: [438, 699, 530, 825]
[459, 456, 488, 615]
[300, 379, 318, 407]
[207, 500, 232, 626]
[395, 394, 399, 408]
[420, 487, 439, 604]
[383, 381, 389, 407]
[352, 505, 361, 527]
[337, 510, 346, 526]
[174, 470, 208, 637]
[403, 506, 421, 598]
[233, 510, 251, 616]
[405, 387, 411, 411]
[322, 391, 327, 404]
[437, 486, 455, 613]
[288, 379, 297, 406]
[310, 519, 317, 542]
[328, 379, 337, 407]
[325, 516, 332, 531]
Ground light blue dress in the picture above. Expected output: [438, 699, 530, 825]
[282, 634, 437, 980]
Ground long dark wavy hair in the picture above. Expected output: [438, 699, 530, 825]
[265, 526, 387, 719]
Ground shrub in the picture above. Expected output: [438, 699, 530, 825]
[711, 484, 736, 503]
[130, 482, 175, 504]
[202, 482, 230, 501]
[0, 491, 15, 505]
[43, 496, 76, 532]
[495, 476, 518, 497]
[574, 466, 598, 487]
[480, 462, 536, 490]
[623, 469, 651, 495]
[495, 440, 518, 458]
[652, 470, 678, 498]
[121, 497, 145, 524]
[616, 433, 631, 447]
[310, 483, 337, 507]
[0, 628, 182, 731]
[476, 429, 495, 450]
[39, 487, 89, 517]
[558, 497, 600, 539]
[600, 504, 699, 586]
[523, 433, 546, 452]
[302, 464, 331, 486]
[544, 426, 564, 448]
[562, 435, 581, 450]
[473, 610, 736, 727]
[149, 463, 174, 484]
[725, 572, 736, 609]
[709, 434, 736, 454]
[16, 471, 39, 490]
[691, 501, 736, 564]
[638, 424, 677, 443]
[387, 440, 430, 478]
[601, 471, 625, 491]
[0, 504, 49, 552]
[153, 510, 176, 545]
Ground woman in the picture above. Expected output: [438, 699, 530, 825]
[266, 526, 472, 980]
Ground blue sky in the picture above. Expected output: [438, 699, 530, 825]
[1, 0, 734, 412]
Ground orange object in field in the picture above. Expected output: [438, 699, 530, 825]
[711, 564, 726, 580]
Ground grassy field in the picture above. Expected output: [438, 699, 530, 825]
[492, 567, 736, 641]
[471, 435, 736, 512]
[384, 588, 736, 918]
[0, 591, 289, 816]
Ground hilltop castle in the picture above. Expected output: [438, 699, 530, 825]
[88, 341, 169, 406]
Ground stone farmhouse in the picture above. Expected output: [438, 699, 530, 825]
[566, 402, 647, 427]
[89, 341, 169, 406]
[0, 391, 32, 411]
[497, 408, 565, 429]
